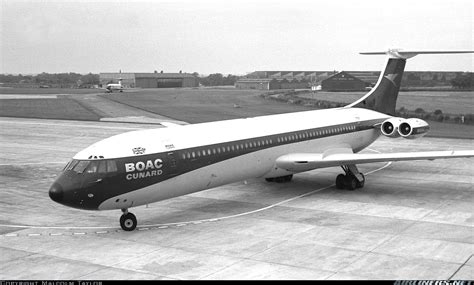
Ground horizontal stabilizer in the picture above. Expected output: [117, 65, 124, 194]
[276, 150, 474, 172]
[360, 49, 474, 59]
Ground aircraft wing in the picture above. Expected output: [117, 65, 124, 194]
[276, 150, 474, 173]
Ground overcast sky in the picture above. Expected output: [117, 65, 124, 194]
[1, 0, 472, 75]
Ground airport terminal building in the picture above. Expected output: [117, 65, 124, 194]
[100, 72, 199, 88]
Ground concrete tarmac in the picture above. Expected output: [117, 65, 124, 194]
[0, 117, 472, 280]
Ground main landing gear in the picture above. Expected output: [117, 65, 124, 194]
[265, 174, 293, 183]
[120, 208, 137, 231]
[336, 165, 365, 191]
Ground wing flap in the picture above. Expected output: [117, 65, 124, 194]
[276, 150, 474, 172]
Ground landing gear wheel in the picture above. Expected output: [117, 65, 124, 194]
[345, 175, 357, 191]
[336, 174, 345, 189]
[356, 173, 365, 188]
[275, 174, 293, 183]
[120, 212, 137, 231]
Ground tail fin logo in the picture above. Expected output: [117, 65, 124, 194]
[384, 73, 399, 87]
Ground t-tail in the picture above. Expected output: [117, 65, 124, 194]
[346, 49, 474, 116]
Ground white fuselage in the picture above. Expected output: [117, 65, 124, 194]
[79, 107, 390, 210]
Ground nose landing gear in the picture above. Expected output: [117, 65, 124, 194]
[120, 209, 137, 231]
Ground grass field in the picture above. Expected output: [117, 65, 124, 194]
[103, 88, 312, 123]
[0, 87, 472, 139]
[299, 91, 474, 114]
[0, 98, 101, 121]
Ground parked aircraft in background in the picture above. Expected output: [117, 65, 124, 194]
[49, 49, 474, 231]
[105, 79, 123, 93]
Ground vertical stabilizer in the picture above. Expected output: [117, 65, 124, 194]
[347, 49, 473, 116]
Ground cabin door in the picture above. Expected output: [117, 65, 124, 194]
[166, 151, 179, 177]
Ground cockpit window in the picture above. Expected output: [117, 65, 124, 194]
[98, 161, 107, 173]
[86, 161, 99, 173]
[107, 160, 117, 172]
[73, 161, 90, 173]
[66, 159, 117, 174]
[64, 160, 79, 171]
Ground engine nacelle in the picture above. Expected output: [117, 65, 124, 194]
[380, 117, 404, 138]
[398, 118, 430, 139]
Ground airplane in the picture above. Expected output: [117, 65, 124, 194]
[49, 49, 474, 231]
[105, 78, 123, 93]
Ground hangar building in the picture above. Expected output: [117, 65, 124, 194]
[321, 71, 368, 91]
[236, 71, 335, 90]
[235, 78, 309, 90]
[238, 70, 460, 91]
[99, 72, 198, 88]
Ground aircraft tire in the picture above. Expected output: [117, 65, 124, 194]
[275, 174, 293, 183]
[356, 173, 365, 188]
[336, 174, 345, 189]
[345, 176, 357, 191]
[120, 212, 137, 231]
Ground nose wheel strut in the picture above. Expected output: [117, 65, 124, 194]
[120, 209, 137, 231]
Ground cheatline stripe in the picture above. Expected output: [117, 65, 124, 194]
[80, 119, 381, 206]
[0, 148, 391, 232]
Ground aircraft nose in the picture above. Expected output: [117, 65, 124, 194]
[49, 183, 64, 203]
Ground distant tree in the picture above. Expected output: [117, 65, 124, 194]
[223, 74, 239, 85]
[451, 73, 473, 89]
[198, 73, 239, 86]
[207, 73, 224, 86]
[81, 73, 99, 85]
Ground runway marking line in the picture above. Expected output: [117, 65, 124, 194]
[0, 148, 392, 237]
